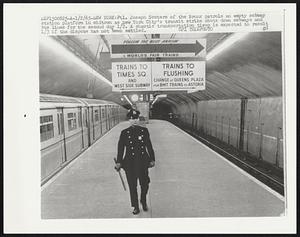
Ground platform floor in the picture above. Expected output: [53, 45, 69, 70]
[41, 120, 285, 219]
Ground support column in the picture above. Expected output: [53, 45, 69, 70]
[239, 98, 248, 150]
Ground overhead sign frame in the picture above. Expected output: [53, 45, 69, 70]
[110, 38, 206, 92]
[110, 39, 206, 59]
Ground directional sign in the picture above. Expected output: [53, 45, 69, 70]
[110, 39, 206, 59]
[112, 61, 205, 92]
[152, 61, 205, 91]
[112, 62, 151, 91]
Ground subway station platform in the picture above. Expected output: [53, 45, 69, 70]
[41, 120, 284, 219]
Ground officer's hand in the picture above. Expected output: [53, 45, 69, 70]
[149, 161, 155, 168]
[115, 163, 121, 171]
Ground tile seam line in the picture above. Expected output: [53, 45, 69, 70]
[165, 121, 285, 202]
[41, 122, 127, 191]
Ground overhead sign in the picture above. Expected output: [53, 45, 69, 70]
[112, 62, 151, 91]
[112, 61, 205, 92]
[152, 61, 205, 91]
[110, 39, 206, 59]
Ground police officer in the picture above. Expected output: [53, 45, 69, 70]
[115, 108, 155, 215]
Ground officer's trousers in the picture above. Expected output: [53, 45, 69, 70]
[125, 167, 150, 208]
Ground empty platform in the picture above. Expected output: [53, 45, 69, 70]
[41, 120, 285, 219]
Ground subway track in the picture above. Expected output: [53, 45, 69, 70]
[170, 120, 285, 196]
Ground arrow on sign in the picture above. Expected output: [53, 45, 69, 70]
[111, 41, 204, 56]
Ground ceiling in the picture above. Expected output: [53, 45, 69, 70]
[39, 32, 282, 108]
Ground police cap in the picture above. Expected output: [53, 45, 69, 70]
[127, 109, 140, 119]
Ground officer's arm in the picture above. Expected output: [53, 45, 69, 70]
[117, 131, 125, 164]
[145, 129, 155, 161]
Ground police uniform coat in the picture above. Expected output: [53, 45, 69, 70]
[117, 125, 155, 172]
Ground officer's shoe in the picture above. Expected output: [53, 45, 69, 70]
[141, 202, 148, 211]
[132, 207, 140, 215]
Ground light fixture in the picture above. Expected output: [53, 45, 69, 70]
[123, 95, 132, 106]
[187, 89, 199, 94]
[206, 32, 249, 61]
[152, 97, 158, 106]
[40, 36, 113, 87]
[151, 94, 167, 106]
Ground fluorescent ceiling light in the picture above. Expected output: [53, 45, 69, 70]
[206, 32, 249, 61]
[152, 97, 158, 106]
[40, 36, 113, 87]
[152, 94, 167, 106]
[187, 89, 199, 93]
[156, 94, 167, 98]
[123, 95, 132, 106]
